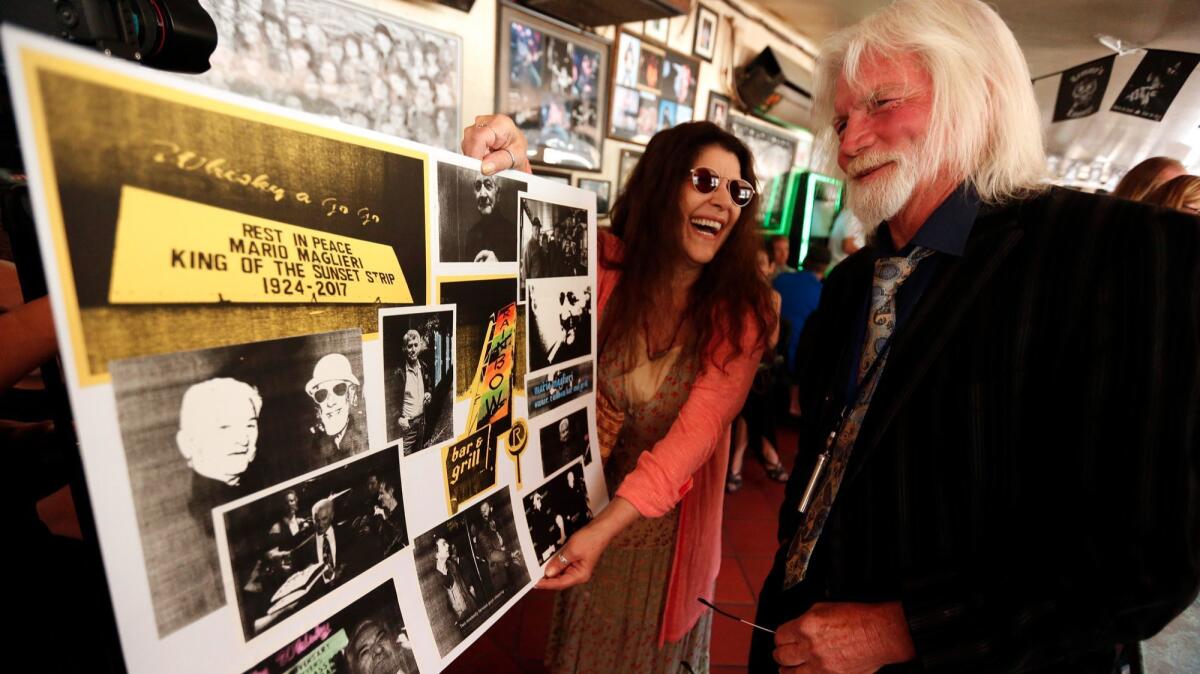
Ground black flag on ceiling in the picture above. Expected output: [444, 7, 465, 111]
[1111, 49, 1199, 122]
[1053, 55, 1115, 122]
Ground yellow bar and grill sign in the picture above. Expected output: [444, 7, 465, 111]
[108, 186, 413, 304]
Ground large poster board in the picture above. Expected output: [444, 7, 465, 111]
[3, 26, 604, 674]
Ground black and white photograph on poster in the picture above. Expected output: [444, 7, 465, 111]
[540, 406, 593, 476]
[527, 277, 593, 372]
[438, 161, 528, 263]
[108, 329, 368, 636]
[438, 277, 524, 399]
[527, 361, 594, 419]
[220, 446, 407, 641]
[414, 488, 530, 656]
[1111, 49, 1200, 122]
[241, 580, 419, 674]
[520, 197, 589, 287]
[199, 0, 462, 151]
[382, 306, 455, 454]
[1052, 55, 1115, 122]
[523, 461, 593, 564]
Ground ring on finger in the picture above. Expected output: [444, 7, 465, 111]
[503, 147, 516, 170]
[557, 553, 569, 566]
[476, 122, 499, 148]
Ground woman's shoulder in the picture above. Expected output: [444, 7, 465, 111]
[598, 228, 624, 266]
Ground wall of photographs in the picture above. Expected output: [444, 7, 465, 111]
[6, 27, 604, 674]
[190, 0, 816, 223]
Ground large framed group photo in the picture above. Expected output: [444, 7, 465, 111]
[496, 2, 610, 172]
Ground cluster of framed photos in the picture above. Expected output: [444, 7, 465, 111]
[496, 2, 725, 178]
[609, 30, 701, 144]
[6, 25, 604, 674]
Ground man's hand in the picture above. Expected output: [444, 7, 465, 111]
[473, 250, 498, 263]
[423, 392, 432, 407]
[398, 417, 410, 431]
[461, 114, 531, 175]
[773, 602, 916, 674]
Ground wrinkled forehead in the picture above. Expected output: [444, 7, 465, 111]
[834, 49, 929, 109]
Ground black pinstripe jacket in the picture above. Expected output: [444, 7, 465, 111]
[750, 187, 1200, 673]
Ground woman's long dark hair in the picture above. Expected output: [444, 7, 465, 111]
[601, 121, 775, 371]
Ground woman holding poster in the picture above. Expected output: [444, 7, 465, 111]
[465, 118, 774, 671]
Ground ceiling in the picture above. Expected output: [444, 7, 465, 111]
[752, 0, 1200, 179]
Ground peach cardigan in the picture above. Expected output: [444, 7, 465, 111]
[596, 231, 762, 644]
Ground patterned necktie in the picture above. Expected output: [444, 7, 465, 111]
[783, 246, 933, 589]
[321, 533, 335, 582]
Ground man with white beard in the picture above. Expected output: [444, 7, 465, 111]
[744, 1, 1200, 672]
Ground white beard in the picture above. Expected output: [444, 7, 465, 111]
[845, 150, 923, 233]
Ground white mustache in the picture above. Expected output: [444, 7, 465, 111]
[846, 152, 907, 179]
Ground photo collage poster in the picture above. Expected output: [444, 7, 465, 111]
[3, 26, 606, 674]
[610, 30, 701, 145]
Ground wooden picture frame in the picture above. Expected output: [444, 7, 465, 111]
[693, 5, 718, 62]
[575, 177, 612, 215]
[617, 148, 643, 196]
[496, 2, 610, 171]
[705, 90, 731, 128]
[643, 18, 669, 44]
[609, 30, 701, 145]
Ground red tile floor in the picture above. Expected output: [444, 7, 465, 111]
[444, 424, 798, 674]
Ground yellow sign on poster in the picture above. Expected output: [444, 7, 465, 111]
[109, 187, 413, 304]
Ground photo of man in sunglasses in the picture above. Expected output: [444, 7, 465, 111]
[306, 352, 367, 465]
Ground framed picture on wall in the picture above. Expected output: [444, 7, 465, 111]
[644, 18, 669, 44]
[706, 91, 731, 128]
[576, 177, 612, 214]
[728, 114, 799, 228]
[496, 3, 610, 171]
[617, 148, 643, 195]
[609, 30, 700, 145]
[534, 169, 572, 184]
[693, 5, 718, 62]
[198, 0, 463, 150]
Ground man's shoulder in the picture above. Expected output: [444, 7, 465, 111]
[980, 186, 1182, 234]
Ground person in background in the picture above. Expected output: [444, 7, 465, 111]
[827, 206, 866, 267]
[1111, 155, 1185, 202]
[772, 246, 830, 418]
[727, 248, 788, 492]
[768, 234, 795, 278]
[749, 1, 1200, 671]
[1144, 174, 1200, 214]
[464, 116, 774, 672]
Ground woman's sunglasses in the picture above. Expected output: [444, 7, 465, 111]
[689, 167, 756, 207]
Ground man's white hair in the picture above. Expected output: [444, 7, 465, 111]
[811, 0, 1045, 203]
[179, 377, 262, 431]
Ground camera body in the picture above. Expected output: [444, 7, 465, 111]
[2, 0, 217, 73]
[1, 0, 217, 170]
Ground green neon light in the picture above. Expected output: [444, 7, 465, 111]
[798, 172, 843, 266]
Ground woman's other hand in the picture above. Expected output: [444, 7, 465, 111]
[461, 114, 531, 175]
[536, 496, 640, 590]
